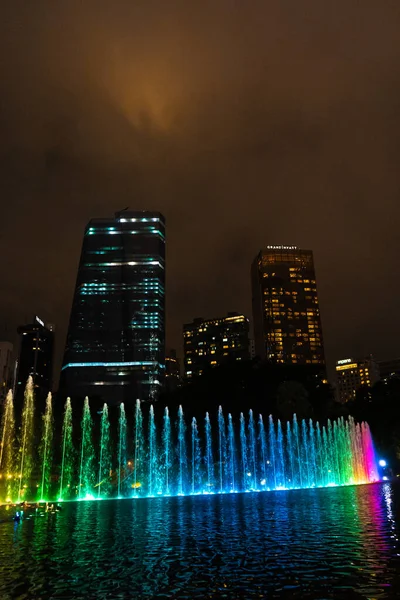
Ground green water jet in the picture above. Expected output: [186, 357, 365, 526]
[18, 377, 35, 502]
[79, 397, 95, 499]
[0, 390, 16, 501]
[39, 393, 53, 501]
[97, 403, 112, 498]
[59, 398, 74, 501]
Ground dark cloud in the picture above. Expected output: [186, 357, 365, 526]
[1, 0, 400, 382]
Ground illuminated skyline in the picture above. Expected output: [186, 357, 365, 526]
[0, 1, 399, 382]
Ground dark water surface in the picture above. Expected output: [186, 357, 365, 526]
[1, 483, 399, 599]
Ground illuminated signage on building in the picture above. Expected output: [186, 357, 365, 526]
[336, 363, 357, 371]
[266, 245, 297, 250]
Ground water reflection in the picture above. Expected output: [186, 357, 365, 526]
[0, 483, 399, 599]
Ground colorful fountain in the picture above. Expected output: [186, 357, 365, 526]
[0, 378, 380, 503]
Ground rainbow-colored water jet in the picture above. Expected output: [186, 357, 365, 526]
[0, 378, 379, 503]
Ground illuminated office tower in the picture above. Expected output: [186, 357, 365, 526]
[251, 246, 325, 367]
[336, 356, 380, 403]
[61, 210, 165, 405]
[183, 312, 250, 379]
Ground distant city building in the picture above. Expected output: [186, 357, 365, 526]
[0, 341, 14, 403]
[251, 246, 325, 368]
[377, 358, 400, 382]
[249, 339, 256, 360]
[16, 316, 54, 403]
[335, 356, 380, 403]
[183, 312, 250, 379]
[165, 349, 181, 392]
[60, 210, 166, 405]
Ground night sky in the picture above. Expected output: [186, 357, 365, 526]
[1, 1, 399, 385]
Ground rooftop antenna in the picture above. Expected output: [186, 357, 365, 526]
[115, 207, 129, 218]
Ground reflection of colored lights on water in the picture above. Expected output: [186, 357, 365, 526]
[78, 493, 95, 501]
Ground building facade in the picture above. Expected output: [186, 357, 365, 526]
[165, 349, 181, 392]
[335, 356, 380, 403]
[251, 246, 325, 367]
[377, 358, 400, 382]
[249, 339, 256, 360]
[61, 210, 165, 405]
[183, 312, 250, 379]
[16, 316, 54, 404]
[0, 341, 14, 403]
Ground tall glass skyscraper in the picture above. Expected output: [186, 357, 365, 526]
[251, 246, 325, 368]
[61, 210, 165, 405]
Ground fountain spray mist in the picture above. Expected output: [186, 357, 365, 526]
[227, 413, 236, 492]
[162, 407, 172, 495]
[97, 404, 112, 498]
[204, 412, 214, 492]
[148, 405, 158, 496]
[0, 390, 16, 501]
[117, 403, 127, 498]
[79, 398, 95, 499]
[177, 406, 187, 495]
[18, 377, 35, 502]
[191, 417, 202, 494]
[218, 407, 227, 493]
[59, 398, 74, 501]
[133, 400, 144, 496]
[39, 393, 53, 501]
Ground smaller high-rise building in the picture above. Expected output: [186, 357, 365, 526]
[0, 341, 14, 403]
[183, 312, 250, 379]
[335, 356, 380, 403]
[16, 316, 54, 404]
[165, 349, 181, 392]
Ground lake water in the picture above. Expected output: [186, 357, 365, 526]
[0, 482, 399, 599]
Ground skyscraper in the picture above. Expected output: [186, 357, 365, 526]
[16, 316, 54, 405]
[183, 312, 250, 378]
[61, 210, 165, 405]
[251, 246, 325, 367]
